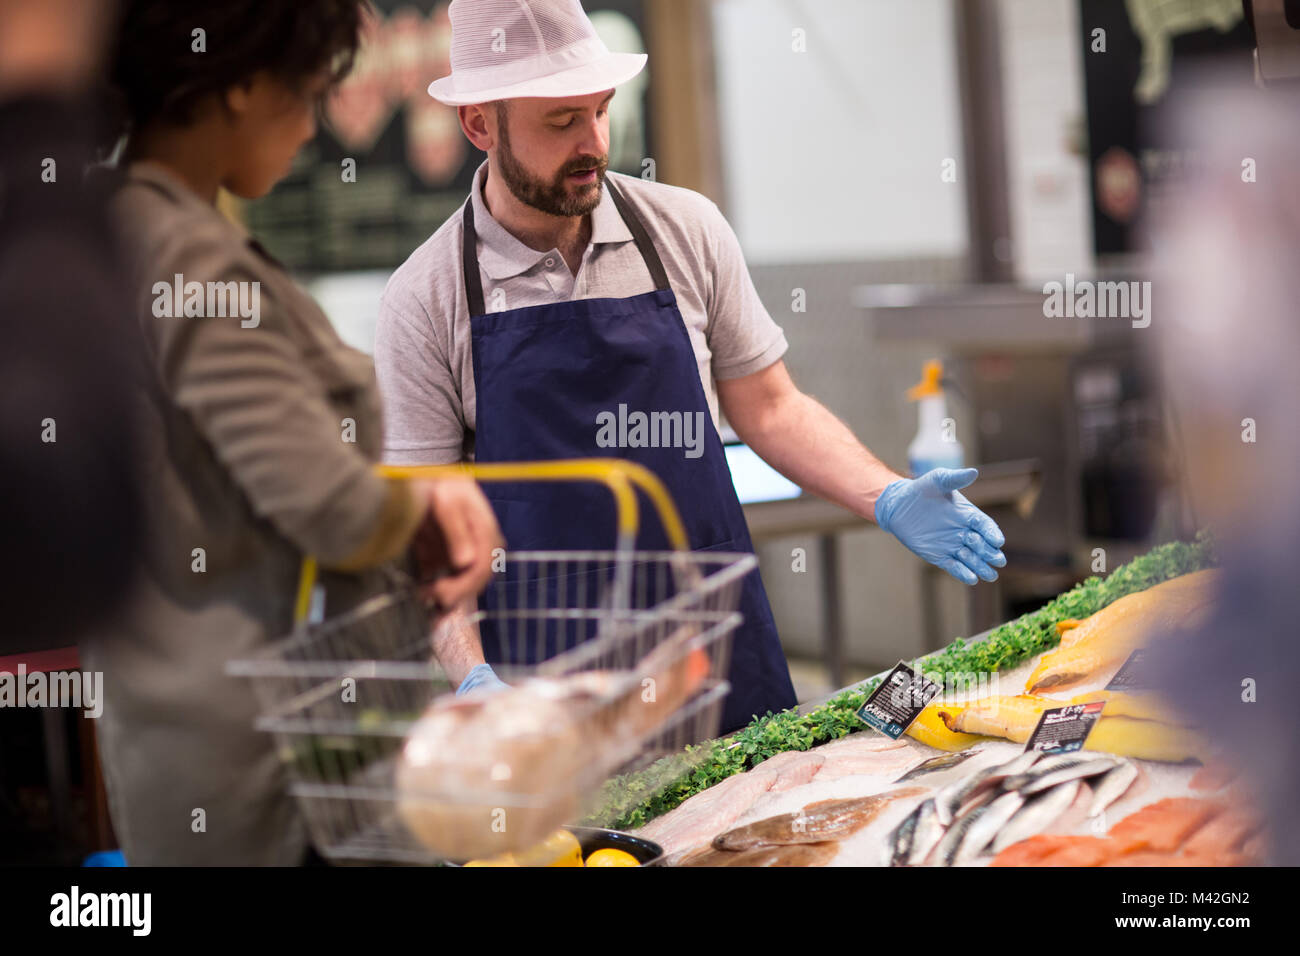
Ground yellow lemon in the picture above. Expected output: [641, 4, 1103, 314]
[463, 853, 517, 867]
[584, 848, 640, 867]
[516, 829, 584, 867]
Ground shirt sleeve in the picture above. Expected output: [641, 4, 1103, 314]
[703, 199, 789, 381]
[374, 285, 466, 466]
[154, 237, 413, 569]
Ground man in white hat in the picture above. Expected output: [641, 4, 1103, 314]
[375, 0, 1008, 730]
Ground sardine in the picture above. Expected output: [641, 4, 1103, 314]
[930, 799, 993, 866]
[886, 801, 922, 866]
[893, 749, 980, 782]
[712, 788, 927, 851]
[1088, 761, 1138, 817]
[935, 750, 1040, 825]
[1006, 755, 1119, 795]
[949, 790, 1026, 865]
[990, 779, 1083, 855]
[905, 798, 945, 866]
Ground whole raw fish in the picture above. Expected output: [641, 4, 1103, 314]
[893, 749, 980, 782]
[712, 787, 927, 851]
[948, 790, 1026, 865]
[1088, 761, 1139, 817]
[934, 750, 1040, 825]
[885, 800, 922, 867]
[1004, 755, 1118, 795]
[989, 779, 1083, 855]
[904, 798, 946, 866]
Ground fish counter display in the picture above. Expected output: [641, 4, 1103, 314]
[613, 539, 1269, 867]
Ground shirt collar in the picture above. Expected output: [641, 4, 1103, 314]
[123, 161, 254, 242]
[468, 159, 634, 280]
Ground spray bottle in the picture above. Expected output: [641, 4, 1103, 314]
[905, 360, 964, 477]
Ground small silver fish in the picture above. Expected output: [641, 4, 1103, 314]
[886, 801, 921, 866]
[930, 800, 990, 866]
[893, 749, 980, 782]
[1009, 756, 1119, 796]
[990, 779, 1083, 855]
[905, 798, 945, 866]
[935, 750, 1040, 825]
[1088, 761, 1138, 818]
[950, 790, 1026, 865]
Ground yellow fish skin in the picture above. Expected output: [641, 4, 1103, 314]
[1068, 689, 1181, 724]
[937, 695, 1056, 743]
[936, 694, 1205, 763]
[906, 703, 987, 751]
[1083, 716, 1206, 763]
[1025, 570, 1219, 694]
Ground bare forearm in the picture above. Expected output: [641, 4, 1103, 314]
[429, 603, 486, 687]
[735, 390, 903, 522]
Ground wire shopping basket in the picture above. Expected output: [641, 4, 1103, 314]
[227, 459, 755, 864]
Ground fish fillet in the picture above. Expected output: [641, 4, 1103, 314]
[905, 704, 987, 751]
[712, 789, 928, 851]
[677, 842, 840, 867]
[938, 695, 1055, 743]
[939, 693, 1204, 762]
[991, 796, 1236, 867]
[635, 768, 778, 855]
[1180, 809, 1262, 862]
[990, 834, 1113, 867]
[1082, 715, 1205, 762]
[753, 750, 827, 792]
[810, 732, 925, 780]
[1107, 797, 1223, 854]
[1026, 570, 1218, 693]
[1068, 689, 1180, 723]
[813, 733, 909, 755]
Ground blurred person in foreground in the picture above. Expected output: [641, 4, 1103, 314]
[86, 0, 502, 865]
[0, 0, 143, 651]
[1144, 66, 1300, 865]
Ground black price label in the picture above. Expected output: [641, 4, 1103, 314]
[1106, 649, 1150, 691]
[1024, 701, 1106, 754]
[856, 662, 941, 739]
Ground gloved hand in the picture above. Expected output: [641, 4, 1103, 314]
[875, 467, 1007, 585]
[455, 662, 509, 697]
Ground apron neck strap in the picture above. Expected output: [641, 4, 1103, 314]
[462, 192, 487, 318]
[604, 177, 672, 294]
[461, 174, 671, 318]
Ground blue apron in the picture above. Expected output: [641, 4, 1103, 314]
[462, 177, 796, 732]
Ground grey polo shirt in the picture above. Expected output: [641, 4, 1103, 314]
[375, 160, 787, 464]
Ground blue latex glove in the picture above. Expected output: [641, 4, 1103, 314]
[875, 467, 1007, 586]
[455, 662, 509, 696]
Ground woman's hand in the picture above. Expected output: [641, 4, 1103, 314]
[411, 478, 503, 609]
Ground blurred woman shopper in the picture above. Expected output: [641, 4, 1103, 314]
[85, 0, 502, 865]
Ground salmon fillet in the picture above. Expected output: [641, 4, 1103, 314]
[990, 835, 1112, 867]
[1107, 797, 1223, 854]
[992, 796, 1260, 867]
[1180, 809, 1261, 862]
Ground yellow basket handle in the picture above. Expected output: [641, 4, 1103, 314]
[294, 458, 689, 625]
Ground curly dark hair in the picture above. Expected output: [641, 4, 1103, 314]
[101, 0, 368, 149]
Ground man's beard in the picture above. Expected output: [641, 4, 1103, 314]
[494, 116, 608, 217]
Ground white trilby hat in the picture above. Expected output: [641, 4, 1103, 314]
[428, 0, 647, 106]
